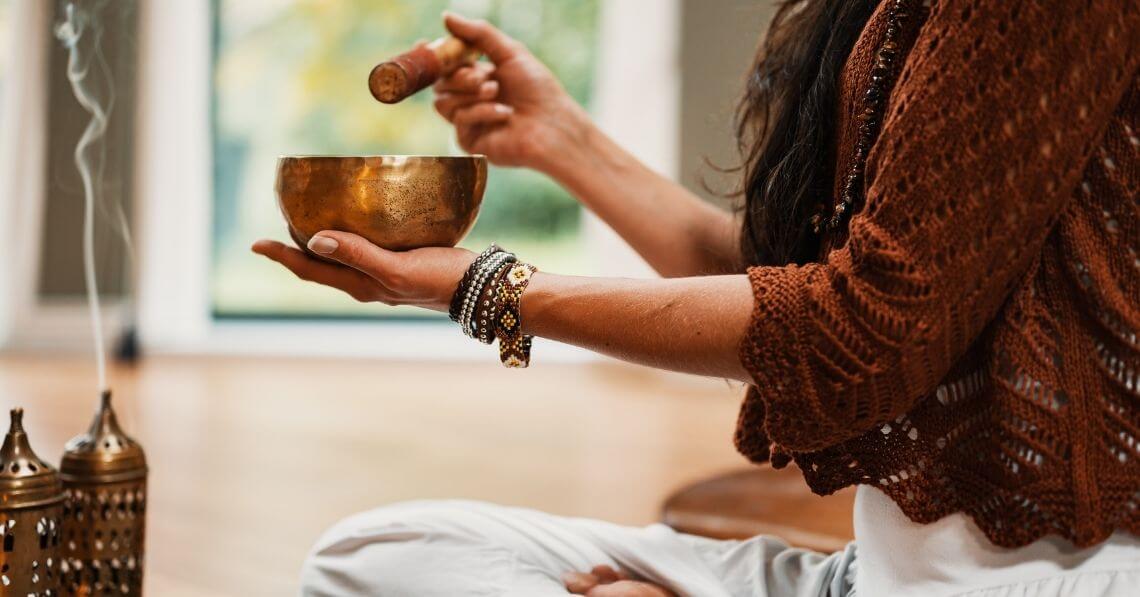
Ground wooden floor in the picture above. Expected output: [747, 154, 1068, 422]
[0, 354, 763, 596]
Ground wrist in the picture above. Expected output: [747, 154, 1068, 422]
[543, 122, 640, 206]
[530, 102, 602, 183]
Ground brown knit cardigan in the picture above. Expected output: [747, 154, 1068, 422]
[735, 0, 1140, 548]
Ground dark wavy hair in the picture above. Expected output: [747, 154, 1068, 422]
[737, 0, 878, 266]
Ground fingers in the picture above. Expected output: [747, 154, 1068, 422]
[591, 566, 623, 584]
[586, 581, 676, 597]
[563, 566, 672, 597]
[251, 240, 381, 302]
[562, 571, 600, 595]
[453, 102, 513, 129]
[456, 122, 484, 155]
[433, 63, 495, 94]
[305, 231, 402, 286]
[434, 81, 500, 121]
[456, 123, 517, 162]
[433, 63, 503, 123]
[563, 567, 628, 594]
[443, 11, 521, 64]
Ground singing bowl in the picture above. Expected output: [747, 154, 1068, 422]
[275, 155, 487, 254]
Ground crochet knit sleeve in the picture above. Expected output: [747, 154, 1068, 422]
[739, 0, 1139, 452]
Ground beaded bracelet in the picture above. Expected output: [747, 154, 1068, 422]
[459, 251, 516, 338]
[461, 251, 516, 338]
[492, 262, 537, 368]
[472, 260, 513, 344]
[449, 244, 501, 323]
[451, 245, 508, 337]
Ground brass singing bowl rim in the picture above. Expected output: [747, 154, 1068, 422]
[276, 154, 487, 253]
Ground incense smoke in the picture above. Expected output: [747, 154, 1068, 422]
[55, 1, 130, 392]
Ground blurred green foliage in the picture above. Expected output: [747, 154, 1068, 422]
[212, 0, 599, 316]
[214, 0, 599, 237]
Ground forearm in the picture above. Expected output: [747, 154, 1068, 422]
[520, 272, 754, 381]
[540, 123, 742, 278]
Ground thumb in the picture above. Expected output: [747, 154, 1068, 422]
[443, 11, 520, 64]
[307, 231, 396, 282]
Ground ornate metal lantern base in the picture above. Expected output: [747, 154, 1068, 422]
[0, 408, 65, 596]
[60, 392, 147, 596]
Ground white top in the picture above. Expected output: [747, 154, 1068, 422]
[854, 486, 1140, 596]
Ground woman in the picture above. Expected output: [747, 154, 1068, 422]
[256, 1, 1140, 595]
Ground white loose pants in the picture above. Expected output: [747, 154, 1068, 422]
[299, 500, 857, 597]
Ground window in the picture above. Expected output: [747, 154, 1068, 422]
[211, 0, 601, 318]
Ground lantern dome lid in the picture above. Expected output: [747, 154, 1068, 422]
[0, 408, 65, 509]
[61, 391, 147, 484]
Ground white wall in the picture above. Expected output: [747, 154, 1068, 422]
[0, 0, 50, 348]
[584, 0, 681, 279]
[679, 0, 774, 207]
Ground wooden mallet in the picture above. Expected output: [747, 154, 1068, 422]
[369, 37, 482, 104]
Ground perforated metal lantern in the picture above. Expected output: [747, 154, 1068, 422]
[60, 392, 147, 596]
[0, 407, 65, 596]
